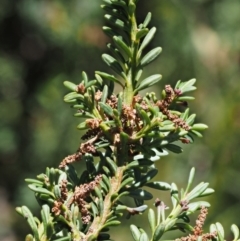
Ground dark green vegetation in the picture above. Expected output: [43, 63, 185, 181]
[0, 1, 240, 241]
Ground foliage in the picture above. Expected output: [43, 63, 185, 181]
[13, 0, 240, 241]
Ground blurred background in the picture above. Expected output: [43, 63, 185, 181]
[0, 0, 240, 240]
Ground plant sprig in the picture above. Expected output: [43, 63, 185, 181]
[16, 1, 237, 241]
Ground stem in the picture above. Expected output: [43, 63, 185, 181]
[123, 0, 139, 106]
[84, 167, 125, 241]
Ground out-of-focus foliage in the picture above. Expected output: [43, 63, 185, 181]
[0, 0, 239, 241]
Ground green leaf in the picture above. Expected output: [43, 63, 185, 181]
[148, 208, 156, 234]
[133, 205, 148, 213]
[187, 201, 210, 213]
[135, 74, 162, 93]
[174, 223, 194, 232]
[25, 179, 43, 186]
[85, 80, 97, 89]
[126, 160, 153, 169]
[175, 80, 181, 89]
[115, 204, 127, 212]
[136, 28, 149, 40]
[77, 121, 88, 130]
[171, 183, 179, 208]
[53, 185, 61, 199]
[100, 179, 108, 194]
[216, 222, 225, 241]
[140, 232, 149, 241]
[141, 109, 151, 126]
[133, 169, 158, 188]
[128, 1, 136, 15]
[102, 5, 128, 22]
[113, 109, 121, 124]
[198, 188, 214, 197]
[94, 186, 103, 200]
[177, 96, 195, 101]
[104, 14, 128, 31]
[102, 166, 111, 176]
[117, 94, 122, 113]
[191, 123, 208, 131]
[58, 172, 67, 184]
[95, 73, 103, 85]
[71, 104, 86, 111]
[135, 104, 151, 126]
[190, 130, 203, 137]
[49, 168, 56, 185]
[106, 157, 117, 174]
[145, 181, 171, 191]
[16, 207, 24, 216]
[99, 102, 113, 116]
[113, 36, 132, 59]
[97, 232, 111, 240]
[120, 177, 134, 190]
[102, 174, 111, 191]
[41, 205, 50, 232]
[91, 202, 99, 217]
[129, 189, 153, 200]
[165, 218, 177, 231]
[186, 114, 196, 125]
[210, 223, 217, 234]
[159, 124, 175, 131]
[184, 167, 195, 195]
[114, 191, 129, 201]
[21, 206, 40, 241]
[102, 26, 117, 38]
[142, 12, 152, 28]
[82, 71, 88, 86]
[180, 108, 189, 120]
[103, 26, 129, 44]
[64, 164, 79, 185]
[102, 54, 125, 77]
[135, 69, 143, 82]
[153, 223, 165, 241]
[108, 42, 126, 64]
[102, 220, 121, 229]
[64, 92, 84, 102]
[165, 144, 182, 154]
[178, 79, 197, 93]
[140, 47, 162, 67]
[52, 236, 71, 241]
[130, 225, 141, 241]
[95, 71, 123, 87]
[231, 224, 239, 241]
[110, 0, 127, 10]
[38, 194, 55, 204]
[63, 81, 77, 92]
[186, 182, 209, 200]
[139, 27, 157, 53]
[178, 130, 188, 136]
[28, 185, 55, 198]
[73, 205, 80, 224]
[25, 234, 34, 241]
[41, 205, 54, 239]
